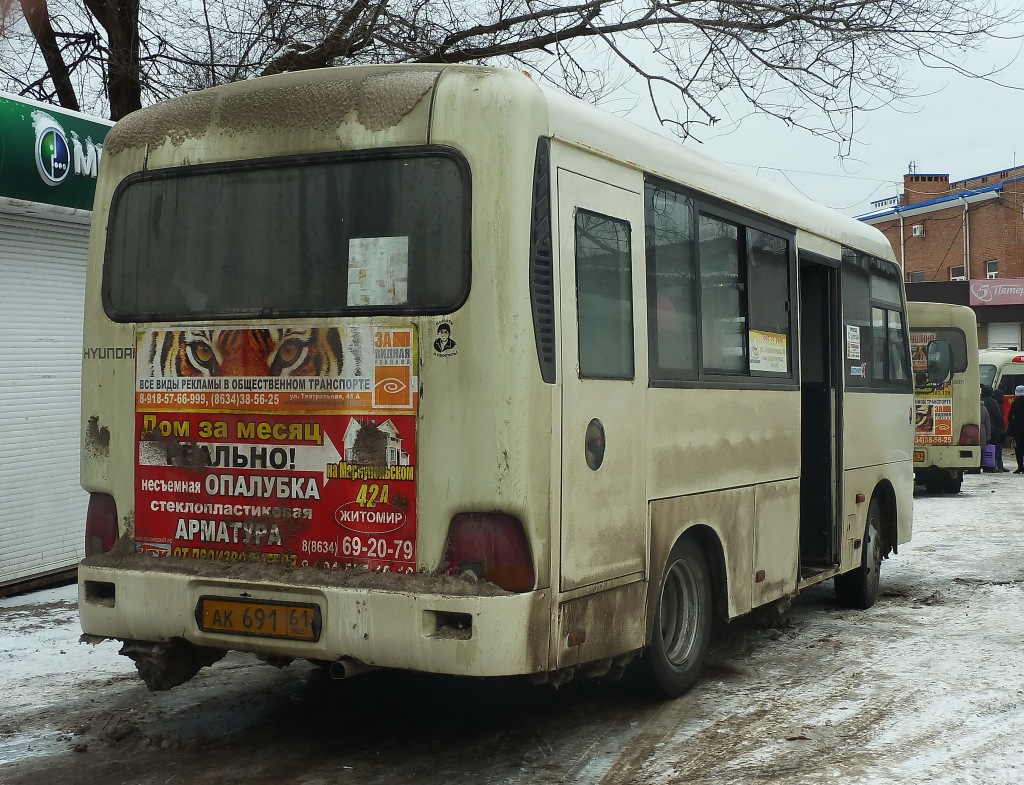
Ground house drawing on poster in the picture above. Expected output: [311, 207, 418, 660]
[342, 418, 411, 466]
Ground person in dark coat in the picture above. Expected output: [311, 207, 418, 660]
[1007, 385, 1024, 473]
[982, 385, 1007, 472]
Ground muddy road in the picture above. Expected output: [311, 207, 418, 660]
[3, 472, 1024, 784]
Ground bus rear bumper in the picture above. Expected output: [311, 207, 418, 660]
[78, 558, 550, 678]
[912, 445, 981, 471]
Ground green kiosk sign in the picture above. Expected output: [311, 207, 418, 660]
[0, 93, 113, 211]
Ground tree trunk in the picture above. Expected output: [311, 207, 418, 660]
[83, 0, 142, 120]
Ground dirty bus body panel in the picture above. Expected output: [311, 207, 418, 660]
[79, 65, 913, 694]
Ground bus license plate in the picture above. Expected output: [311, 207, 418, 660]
[913, 450, 925, 463]
[195, 596, 322, 642]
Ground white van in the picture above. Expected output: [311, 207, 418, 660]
[979, 349, 1024, 425]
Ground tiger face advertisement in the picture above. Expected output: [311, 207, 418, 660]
[134, 326, 419, 572]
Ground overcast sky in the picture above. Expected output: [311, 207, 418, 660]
[624, 32, 1024, 218]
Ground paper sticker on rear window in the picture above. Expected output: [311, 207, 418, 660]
[348, 236, 409, 306]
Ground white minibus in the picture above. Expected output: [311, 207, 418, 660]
[78, 65, 918, 697]
[907, 302, 980, 493]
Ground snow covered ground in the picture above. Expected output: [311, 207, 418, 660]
[1, 583, 128, 712]
[2, 469, 1024, 784]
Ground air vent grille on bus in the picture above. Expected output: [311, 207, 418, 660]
[529, 137, 556, 384]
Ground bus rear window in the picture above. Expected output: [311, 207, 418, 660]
[103, 150, 470, 320]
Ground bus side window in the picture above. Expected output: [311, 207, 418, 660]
[872, 307, 888, 381]
[699, 215, 746, 374]
[575, 209, 635, 380]
[645, 183, 697, 380]
[887, 310, 909, 382]
[842, 260, 871, 387]
[872, 306, 910, 384]
[746, 229, 792, 376]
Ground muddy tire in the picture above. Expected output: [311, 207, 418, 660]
[835, 498, 883, 609]
[643, 537, 713, 698]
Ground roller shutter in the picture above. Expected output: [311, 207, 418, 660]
[0, 207, 90, 588]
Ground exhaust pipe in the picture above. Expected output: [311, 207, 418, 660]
[328, 657, 378, 680]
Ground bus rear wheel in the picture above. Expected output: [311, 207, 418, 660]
[943, 472, 963, 494]
[834, 497, 883, 609]
[644, 537, 713, 698]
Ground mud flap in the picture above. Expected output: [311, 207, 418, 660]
[120, 638, 226, 691]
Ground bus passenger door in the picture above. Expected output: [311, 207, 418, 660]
[799, 254, 842, 569]
[556, 169, 647, 591]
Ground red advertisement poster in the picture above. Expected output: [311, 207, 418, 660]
[910, 330, 954, 446]
[134, 326, 418, 572]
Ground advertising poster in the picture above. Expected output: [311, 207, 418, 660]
[846, 324, 861, 360]
[910, 330, 953, 445]
[748, 329, 788, 373]
[134, 326, 419, 572]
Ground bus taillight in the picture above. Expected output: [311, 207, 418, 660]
[959, 424, 980, 446]
[85, 493, 118, 556]
[441, 513, 535, 592]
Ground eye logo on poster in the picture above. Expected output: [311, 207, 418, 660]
[35, 124, 70, 186]
[373, 328, 414, 408]
[374, 365, 412, 408]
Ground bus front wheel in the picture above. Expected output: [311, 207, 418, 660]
[834, 497, 883, 609]
[644, 537, 713, 698]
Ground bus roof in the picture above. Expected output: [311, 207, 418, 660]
[906, 301, 978, 327]
[978, 348, 1024, 366]
[103, 64, 894, 262]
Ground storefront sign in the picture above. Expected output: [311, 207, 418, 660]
[969, 279, 1024, 307]
[0, 93, 112, 210]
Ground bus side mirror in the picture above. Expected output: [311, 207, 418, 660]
[922, 339, 952, 386]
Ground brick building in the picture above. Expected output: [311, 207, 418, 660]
[860, 166, 1024, 348]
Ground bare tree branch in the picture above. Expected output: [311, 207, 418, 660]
[1, 0, 1020, 150]
[17, 0, 79, 108]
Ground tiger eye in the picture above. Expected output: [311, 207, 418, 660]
[193, 344, 214, 364]
[278, 342, 301, 364]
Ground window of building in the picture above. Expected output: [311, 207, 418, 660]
[575, 209, 634, 380]
[906, 270, 925, 283]
[986, 259, 999, 279]
[949, 265, 966, 281]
